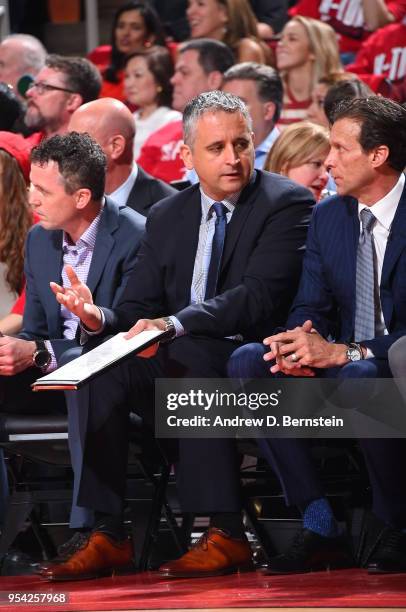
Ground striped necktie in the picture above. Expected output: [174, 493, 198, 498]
[354, 207, 377, 341]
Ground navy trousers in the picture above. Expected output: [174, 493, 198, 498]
[227, 342, 406, 528]
[71, 335, 243, 517]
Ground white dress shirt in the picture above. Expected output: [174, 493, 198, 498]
[109, 165, 139, 206]
[358, 172, 405, 350]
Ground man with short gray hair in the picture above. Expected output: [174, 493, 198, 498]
[41, 91, 314, 582]
[0, 34, 46, 98]
[223, 62, 283, 168]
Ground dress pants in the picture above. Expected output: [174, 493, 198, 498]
[72, 335, 243, 517]
[227, 342, 406, 528]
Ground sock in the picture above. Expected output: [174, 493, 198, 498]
[94, 512, 126, 541]
[302, 498, 340, 538]
[209, 512, 245, 538]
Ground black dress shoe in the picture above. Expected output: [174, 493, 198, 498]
[367, 527, 406, 574]
[1, 549, 41, 576]
[262, 528, 354, 574]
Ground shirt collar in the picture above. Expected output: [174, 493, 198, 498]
[358, 173, 405, 232]
[199, 187, 240, 220]
[63, 201, 104, 250]
[108, 164, 139, 207]
[256, 125, 280, 154]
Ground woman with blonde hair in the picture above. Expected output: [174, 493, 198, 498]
[187, 0, 272, 64]
[276, 16, 343, 127]
[265, 121, 331, 201]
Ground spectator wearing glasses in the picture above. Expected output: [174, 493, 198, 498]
[24, 55, 101, 144]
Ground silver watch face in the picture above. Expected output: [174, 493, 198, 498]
[347, 347, 362, 362]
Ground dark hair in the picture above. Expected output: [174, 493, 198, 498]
[324, 78, 372, 125]
[124, 46, 174, 107]
[105, 1, 166, 83]
[223, 62, 283, 123]
[46, 55, 102, 104]
[31, 132, 106, 200]
[179, 39, 234, 75]
[332, 96, 406, 173]
[0, 83, 24, 131]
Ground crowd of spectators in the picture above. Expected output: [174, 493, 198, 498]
[0, 0, 406, 582]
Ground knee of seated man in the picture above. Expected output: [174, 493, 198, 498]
[58, 346, 83, 367]
[227, 343, 269, 379]
[388, 337, 406, 377]
[338, 359, 381, 378]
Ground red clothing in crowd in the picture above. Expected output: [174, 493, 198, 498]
[347, 21, 406, 82]
[137, 120, 186, 184]
[10, 211, 41, 319]
[278, 88, 312, 129]
[290, 0, 406, 54]
[11, 290, 25, 316]
[87, 45, 127, 102]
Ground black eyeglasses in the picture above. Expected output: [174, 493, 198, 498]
[27, 81, 77, 95]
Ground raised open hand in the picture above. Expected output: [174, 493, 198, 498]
[50, 265, 102, 331]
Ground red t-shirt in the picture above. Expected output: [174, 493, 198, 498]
[137, 120, 186, 184]
[290, 0, 406, 54]
[347, 22, 406, 81]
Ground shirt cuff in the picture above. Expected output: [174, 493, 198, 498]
[80, 307, 105, 345]
[365, 347, 374, 359]
[44, 340, 57, 373]
[169, 316, 185, 338]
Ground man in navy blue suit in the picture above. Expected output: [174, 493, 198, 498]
[0, 132, 145, 404]
[228, 96, 406, 574]
[0, 133, 145, 549]
[41, 91, 314, 581]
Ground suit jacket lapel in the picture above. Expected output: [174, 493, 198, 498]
[86, 198, 116, 295]
[381, 182, 406, 325]
[127, 167, 150, 214]
[46, 231, 64, 337]
[221, 172, 259, 271]
[345, 197, 360, 330]
[175, 187, 201, 307]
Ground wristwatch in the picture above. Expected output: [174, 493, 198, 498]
[32, 340, 52, 369]
[162, 317, 176, 341]
[346, 342, 364, 362]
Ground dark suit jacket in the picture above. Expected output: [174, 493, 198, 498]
[125, 166, 177, 216]
[102, 170, 314, 343]
[19, 197, 145, 362]
[287, 179, 406, 359]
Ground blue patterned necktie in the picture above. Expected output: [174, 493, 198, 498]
[205, 202, 228, 299]
[354, 207, 377, 342]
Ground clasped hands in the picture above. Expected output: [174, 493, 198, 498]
[263, 320, 348, 377]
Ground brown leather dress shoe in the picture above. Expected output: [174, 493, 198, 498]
[36, 532, 91, 573]
[39, 531, 133, 581]
[158, 527, 253, 578]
